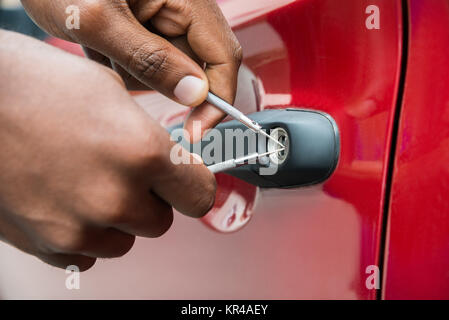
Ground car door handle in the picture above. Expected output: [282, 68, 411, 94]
[169, 108, 340, 188]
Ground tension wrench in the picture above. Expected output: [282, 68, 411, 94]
[206, 92, 284, 148]
[207, 149, 285, 174]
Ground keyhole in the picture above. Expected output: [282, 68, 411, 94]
[267, 127, 289, 165]
[278, 135, 287, 157]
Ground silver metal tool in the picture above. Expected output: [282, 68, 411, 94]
[206, 92, 284, 148]
[207, 149, 285, 174]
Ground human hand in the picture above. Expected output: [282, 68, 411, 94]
[22, 0, 243, 139]
[0, 30, 216, 271]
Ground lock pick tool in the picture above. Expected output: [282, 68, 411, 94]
[205, 92, 286, 174]
[206, 92, 284, 148]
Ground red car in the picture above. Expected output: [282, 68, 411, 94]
[0, 0, 447, 300]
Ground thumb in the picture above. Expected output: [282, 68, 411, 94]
[85, 17, 209, 107]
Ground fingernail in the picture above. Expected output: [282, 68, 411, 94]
[174, 76, 207, 106]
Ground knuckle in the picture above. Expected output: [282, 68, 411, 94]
[128, 45, 169, 82]
[38, 254, 96, 272]
[128, 126, 170, 173]
[103, 234, 136, 258]
[110, 235, 136, 257]
[189, 176, 216, 218]
[84, 182, 131, 226]
[150, 210, 174, 238]
[81, 0, 104, 16]
[61, 255, 96, 272]
[48, 230, 89, 253]
[73, 1, 106, 34]
[100, 200, 130, 226]
[76, 257, 97, 272]
[232, 44, 243, 66]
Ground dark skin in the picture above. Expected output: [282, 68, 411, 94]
[0, 0, 242, 270]
[0, 30, 216, 271]
[21, 0, 243, 139]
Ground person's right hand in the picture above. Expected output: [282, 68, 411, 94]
[0, 30, 216, 271]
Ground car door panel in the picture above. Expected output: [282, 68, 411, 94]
[383, 0, 449, 300]
[0, 0, 404, 299]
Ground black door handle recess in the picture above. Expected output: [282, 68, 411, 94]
[169, 108, 340, 188]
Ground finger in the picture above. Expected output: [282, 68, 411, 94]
[82, 47, 112, 68]
[110, 35, 203, 91]
[0, 220, 96, 271]
[76, 228, 136, 259]
[112, 61, 152, 90]
[167, 35, 204, 66]
[76, 6, 209, 107]
[184, 102, 227, 143]
[142, 21, 204, 65]
[36, 253, 96, 272]
[183, 4, 243, 137]
[37, 223, 136, 259]
[102, 190, 174, 238]
[180, 0, 243, 101]
[146, 129, 217, 218]
[132, 0, 242, 138]
[164, 36, 221, 140]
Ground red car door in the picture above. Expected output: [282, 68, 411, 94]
[383, 0, 449, 299]
[180, 0, 402, 299]
[0, 0, 405, 299]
